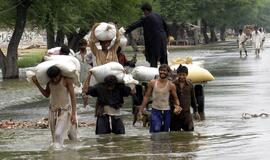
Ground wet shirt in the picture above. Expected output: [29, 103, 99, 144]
[86, 83, 131, 109]
[152, 80, 170, 111]
[172, 79, 198, 112]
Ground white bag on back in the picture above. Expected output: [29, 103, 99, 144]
[94, 22, 116, 41]
[120, 35, 128, 50]
[131, 66, 159, 81]
[44, 55, 81, 72]
[26, 60, 80, 86]
[90, 62, 125, 83]
[90, 62, 138, 85]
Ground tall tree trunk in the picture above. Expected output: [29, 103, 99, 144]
[220, 26, 226, 41]
[46, 25, 55, 49]
[0, 49, 7, 75]
[68, 29, 89, 52]
[209, 25, 217, 42]
[3, 0, 31, 79]
[55, 29, 64, 47]
[201, 19, 209, 44]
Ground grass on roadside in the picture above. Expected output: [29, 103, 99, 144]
[18, 53, 43, 68]
[18, 48, 46, 68]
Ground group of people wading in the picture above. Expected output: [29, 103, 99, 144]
[31, 3, 203, 148]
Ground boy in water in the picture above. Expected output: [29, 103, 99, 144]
[170, 65, 200, 131]
[32, 66, 77, 147]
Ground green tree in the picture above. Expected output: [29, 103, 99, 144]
[0, 0, 32, 79]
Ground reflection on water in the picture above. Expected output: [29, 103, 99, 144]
[1, 41, 270, 159]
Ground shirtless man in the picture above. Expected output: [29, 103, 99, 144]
[32, 66, 77, 148]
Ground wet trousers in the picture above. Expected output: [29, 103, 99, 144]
[96, 115, 125, 134]
[49, 107, 77, 146]
[150, 108, 171, 133]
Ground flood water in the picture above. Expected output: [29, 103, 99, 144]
[1, 39, 270, 160]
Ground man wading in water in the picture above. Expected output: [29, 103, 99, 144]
[32, 66, 78, 148]
[138, 64, 182, 133]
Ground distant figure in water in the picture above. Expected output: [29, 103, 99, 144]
[259, 27, 265, 50]
[238, 29, 248, 57]
[251, 26, 262, 56]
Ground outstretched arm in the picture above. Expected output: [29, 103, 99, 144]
[125, 18, 143, 34]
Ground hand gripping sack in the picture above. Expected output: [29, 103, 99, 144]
[131, 66, 159, 82]
[94, 22, 116, 41]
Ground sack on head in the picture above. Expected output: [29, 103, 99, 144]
[94, 22, 117, 41]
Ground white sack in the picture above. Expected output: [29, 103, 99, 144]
[47, 47, 75, 56]
[118, 27, 128, 50]
[90, 62, 125, 83]
[90, 62, 138, 85]
[44, 55, 81, 72]
[26, 60, 80, 86]
[131, 66, 159, 82]
[120, 35, 128, 51]
[94, 22, 116, 41]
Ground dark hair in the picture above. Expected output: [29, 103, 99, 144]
[79, 39, 88, 47]
[159, 64, 171, 73]
[104, 75, 118, 86]
[239, 29, 243, 33]
[60, 45, 70, 55]
[47, 66, 61, 78]
[141, 3, 152, 12]
[177, 64, 188, 74]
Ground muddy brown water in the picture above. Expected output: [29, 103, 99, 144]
[1, 40, 270, 159]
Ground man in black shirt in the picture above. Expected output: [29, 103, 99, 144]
[83, 74, 134, 134]
[125, 3, 169, 67]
